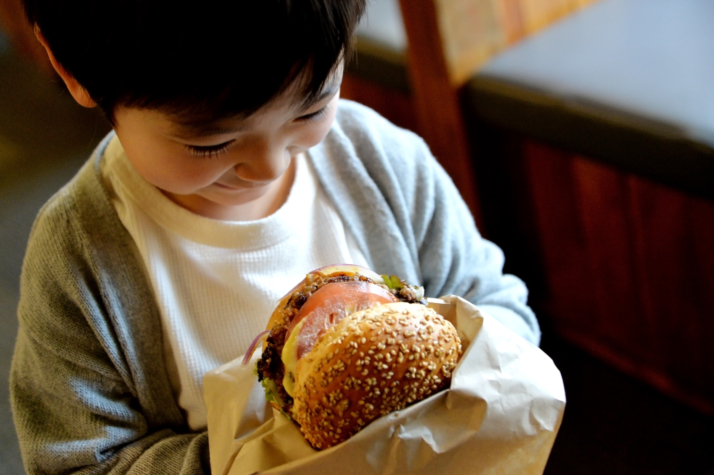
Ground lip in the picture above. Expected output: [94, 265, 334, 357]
[213, 182, 241, 191]
[213, 176, 273, 191]
[213, 180, 266, 191]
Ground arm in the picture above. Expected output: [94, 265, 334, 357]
[315, 100, 540, 344]
[409, 136, 541, 344]
[10, 168, 211, 474]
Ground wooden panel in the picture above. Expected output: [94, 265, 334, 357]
[496, 0, 527, 44]
[436, 0, 505, 85]
[571, 158, 652, 363]
[519, 138, 714, 414]
[630, 179, 714, 411]
[496, 0, 600, 44]
[521, 140, 600, 335]
[418, 0, 603, 84]
[519, 0, 573, 34]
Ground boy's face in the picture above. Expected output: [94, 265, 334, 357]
[112, 71, 342, 221]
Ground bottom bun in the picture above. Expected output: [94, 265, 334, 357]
[291, 302, 462, 449]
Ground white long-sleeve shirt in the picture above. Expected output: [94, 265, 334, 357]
[101, 136, 369, 429]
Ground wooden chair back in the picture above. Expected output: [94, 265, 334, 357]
[393, 0, 599, 224]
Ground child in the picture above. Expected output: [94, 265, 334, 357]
[11, 1, 540, 473]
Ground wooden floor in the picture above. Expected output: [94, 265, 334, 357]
[1, 28, 713, 475]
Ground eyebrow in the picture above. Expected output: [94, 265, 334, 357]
[167, 83, 341, 139]
[299, 84, 340, 111]
[169, 122, 244, 140]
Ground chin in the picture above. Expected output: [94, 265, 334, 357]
[215, 187, 270, 205]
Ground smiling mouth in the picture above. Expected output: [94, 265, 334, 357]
[213, 181, 265, 191]
[213, 182, 239, 190]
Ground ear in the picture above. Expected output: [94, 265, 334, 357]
[34, 26, 97, 108]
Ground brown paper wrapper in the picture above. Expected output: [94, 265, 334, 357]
[204, 296, 565, 475]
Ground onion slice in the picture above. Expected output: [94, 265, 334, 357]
[242, 330, 270, 365]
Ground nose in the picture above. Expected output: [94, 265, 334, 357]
[234, 141, 289, 184]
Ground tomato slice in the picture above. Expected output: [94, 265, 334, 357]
[287, 281, 397, 360]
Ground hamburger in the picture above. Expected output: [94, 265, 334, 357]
[254, 264, 462, 450]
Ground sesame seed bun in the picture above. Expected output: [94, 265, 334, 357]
[257, 267, 426, 419]
[291, 302, 462, 450]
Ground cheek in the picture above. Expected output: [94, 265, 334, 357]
[313, 119, 335, 144]
[294, 109, 338, 149]
[123, 140, 224, 194]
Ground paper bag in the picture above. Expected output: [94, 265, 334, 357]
[204, 295, 566, 474]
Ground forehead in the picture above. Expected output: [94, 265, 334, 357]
[164, 67, 344, 138]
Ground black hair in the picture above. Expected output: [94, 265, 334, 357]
[23, 0, 366, 124]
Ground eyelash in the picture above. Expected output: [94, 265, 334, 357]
[185, 141, 234, 159]
[184, 106, 329, 158]
[297, 106, 328, 123]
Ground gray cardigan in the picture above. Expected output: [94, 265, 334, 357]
[11, 100, 539, 474]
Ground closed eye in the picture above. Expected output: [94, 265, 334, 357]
[185, 140, 234, 159]
[296, 106, 328, 123]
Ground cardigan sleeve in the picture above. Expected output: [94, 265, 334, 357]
[409, 134, 541, 344]
[11, 166, 211, 474]
[315, 100, 541, 345]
